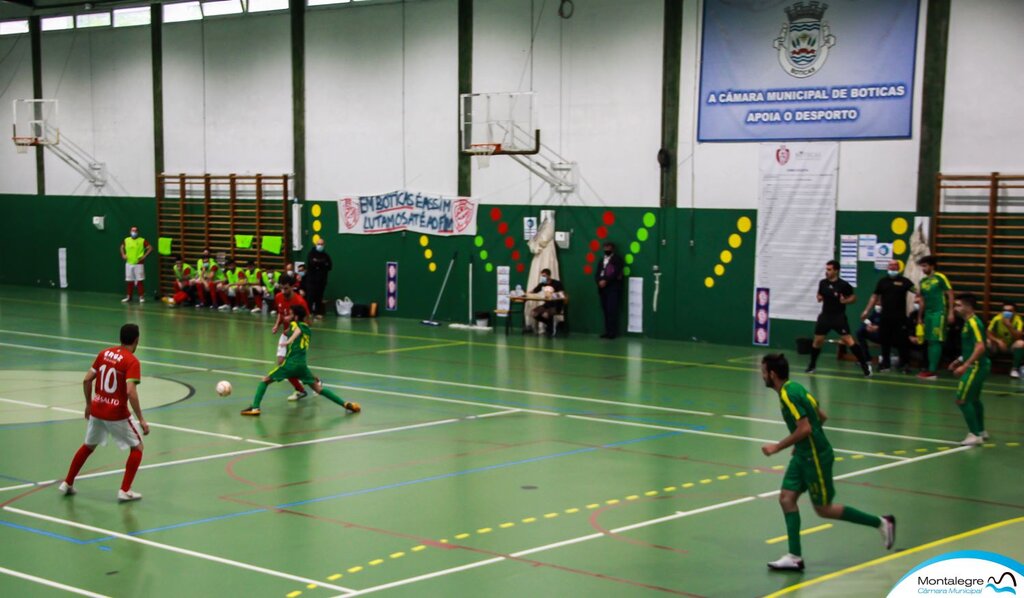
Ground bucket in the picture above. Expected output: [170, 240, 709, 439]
[474, 311, 491, 327]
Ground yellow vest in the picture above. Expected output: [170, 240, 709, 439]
[124, 237, 146, 265]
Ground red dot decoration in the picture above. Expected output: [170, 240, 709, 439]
[603, 211, 615, 226]
[490, 207, 502, 221]
[583, 265, 593, 275]
[497, 222, 509, 235]
[585, 252, 595, 263]
[589, 240, 600, 252]
[596, 226, 608, 239]
[504, 236, 515, 249]
[511, 250, 521, 261]
[516, 263, 525, 273]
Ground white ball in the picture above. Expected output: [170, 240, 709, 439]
[216, 380, 232, 397]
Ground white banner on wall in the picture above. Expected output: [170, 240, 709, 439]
[755, 142, 839, 321]
[336, 191, 478, 236]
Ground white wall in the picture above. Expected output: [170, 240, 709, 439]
[0, 34, 36, 194]
[683, 1, 929, 212]
[941, 0, 1024, 174]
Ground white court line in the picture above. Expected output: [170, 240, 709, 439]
[0, 412, 514, 494]
[3, 506, 357, 595]
[0, 396, 281, 448]
[723, 415, 959, 445]
[0, 342, 209, 372]
[564, 415, 909, 461]
[338, 448, 970, 596]
[0, 565, 110, 598]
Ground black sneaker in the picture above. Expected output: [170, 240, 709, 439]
[805, 364, 816, 374]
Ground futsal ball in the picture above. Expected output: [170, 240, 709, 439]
[216, 380, 232, 397]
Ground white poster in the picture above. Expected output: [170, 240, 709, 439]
[496, 266, 510, 314]
[858, 234, 878, 260]
[755, 142, 838, 321]
[840, 234, 858, 286]
[627, 277, 643, 333]
[336, 191, 477, 236]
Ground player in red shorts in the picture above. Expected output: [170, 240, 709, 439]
[59, 323, 150, 502]
[273, 275, 311, 401]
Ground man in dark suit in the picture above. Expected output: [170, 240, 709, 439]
[595, 242, 624, 339]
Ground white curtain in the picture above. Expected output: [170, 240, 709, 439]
[524, 217, 560, 330]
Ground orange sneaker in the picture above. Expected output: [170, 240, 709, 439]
[343, 401, 361, 413]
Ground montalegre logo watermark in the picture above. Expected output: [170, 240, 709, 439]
[888, 551, 1022, 596]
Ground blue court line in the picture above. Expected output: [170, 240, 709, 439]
[75, 430, 683, 543]
[0, 518, 91, 544]
[0, 473, 35, 484]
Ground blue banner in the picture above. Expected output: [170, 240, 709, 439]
[698, 0, 920, 142]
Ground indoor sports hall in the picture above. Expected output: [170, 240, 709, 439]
[0, 1, 1022, 596]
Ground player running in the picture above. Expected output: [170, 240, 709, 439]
[59, 323, 150, 502]
[240, 305, 360, 416]
[760, 353, 895, 571]
[270, 275, 312, 401]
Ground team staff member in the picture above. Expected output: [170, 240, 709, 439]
[860, 260, 916, 372]
[595, 242, 624, 339]
[916, 256, 955, 379]
[120, 226, 153, 303]
[806, 260, 871, 376]
[305, 240, 333, 319]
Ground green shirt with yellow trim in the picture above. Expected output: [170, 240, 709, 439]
[284, 320, 311, 366]
[778, 380, 832, 460]
[962, 314, 992, 365]
[987, 313, 1023, 344]
[919, 272, 952, 315]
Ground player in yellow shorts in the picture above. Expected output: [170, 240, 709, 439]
[986, 301, 1024, 378]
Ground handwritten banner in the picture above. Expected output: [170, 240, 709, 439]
[337, 191, 478, 236]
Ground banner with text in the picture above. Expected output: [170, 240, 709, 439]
[698, 0, 920, 141]
[337, 191, 478, 236]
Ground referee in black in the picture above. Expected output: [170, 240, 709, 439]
[807, 260, 872, 376]
[860, 259, 916, 373]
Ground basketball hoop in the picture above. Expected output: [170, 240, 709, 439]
[467, 143, 501, 169]
[13, 136, 36, 154]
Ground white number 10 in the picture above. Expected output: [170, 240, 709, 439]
[97, 364, 118, 394]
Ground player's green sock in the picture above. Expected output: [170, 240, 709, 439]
[251, 381, 269, 408]
[974, 401, 985, 432]
[784, 511, 801, 557]
[927, 343, 942, 372]
[318, 386, 347, 407]
[839, 506, 881, 528]
[958, 402, 981, 435]
[1013, 348, 1023, 370]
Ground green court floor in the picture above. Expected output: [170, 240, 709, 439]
[0, 285, 1021, 597]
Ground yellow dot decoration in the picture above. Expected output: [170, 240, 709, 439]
[424, 249, 433, 259]
[311, 204, 322, 218]
[429, 262, 437, 272]
[419, 235, 429, 247]
[897, 259, 905, 272]
[891, 217, 908, 235]
[737, 216, 752, 233]
[893, 239, 907, 255]
[714, 264, 725, 276]
[312, 234, 322, 245]
[705, 277, 715, 288]
[312, 220, 322, 232]
[728, 234, 742, 249]
[720, 250, 733, 264]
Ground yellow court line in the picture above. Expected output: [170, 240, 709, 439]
[765, 523, 833, 545]
[764, 517, 1024, 597]
[376, 341, 467, 354]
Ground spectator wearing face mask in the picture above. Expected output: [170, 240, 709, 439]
[860, 259, 916, 373]
[120, 226, 153, 303]
[305, 240, 333, 319]
[986, 301, 1024, 379]
[595, 242, 624, 339]
[529, 268, 566, 336]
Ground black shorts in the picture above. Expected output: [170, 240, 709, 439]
[815, 313, 851, 336]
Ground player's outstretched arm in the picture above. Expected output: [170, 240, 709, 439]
[280, 325, 301, 347]
[762, 417, 812, 456]
[126, 381, 149, 435]
[82, 369, 96, 419]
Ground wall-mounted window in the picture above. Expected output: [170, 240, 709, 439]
[308, 0, 352, 6]
[164, 2, 203, 23]
[248, 0, 289, 12]
[202, 0, 244, 17]
[0, 20, 30, 35]
[76, 13, 112, 28]
[114, 6, 152, 28]
[41, 16, 74, 31]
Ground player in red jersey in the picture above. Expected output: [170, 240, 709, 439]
[59, 323, 150, 502]
[273, 275, 311, 400]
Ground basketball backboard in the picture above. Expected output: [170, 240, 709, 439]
[459, 92, 539, 155]
[12, 99, 60, 147]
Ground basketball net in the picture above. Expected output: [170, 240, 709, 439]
[469, 144, 499, 169]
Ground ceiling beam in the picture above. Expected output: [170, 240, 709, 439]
[1, 0, 36, 9]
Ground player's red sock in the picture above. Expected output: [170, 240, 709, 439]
[65, 445, 95, 485]
[288, 378, 304, 392]
[125, 282, 134, 299]
[196, 284, 206, 304]
[137, 281, 145, 297]
[254, 294, 263, 309]
[121, 448, 143, 492]
[220, 290, 229, 306]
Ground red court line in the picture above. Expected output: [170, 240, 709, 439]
[841, 480, 1024, 510]
[588, 501, 691, 555]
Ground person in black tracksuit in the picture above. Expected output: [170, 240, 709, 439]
[807, 260, 872, 376]
[860, 259, 917, 373]
[305, 239, 333, 318]
[595, 242, 624, 339]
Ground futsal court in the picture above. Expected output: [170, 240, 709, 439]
[0, 285, 1021, 597]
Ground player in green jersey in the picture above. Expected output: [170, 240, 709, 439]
[949, 294, 990, 446]
[240, 305, 361, 416]
[916, 256, 954, 379]
[761, 354, 895, 571]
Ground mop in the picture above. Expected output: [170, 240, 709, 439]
[449, 254, 492, 331]
[421, 251, 457, 326]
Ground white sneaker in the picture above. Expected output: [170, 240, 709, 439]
[138, 297, 145, 303]
[1011, 369, 1020, 379]
[118, 489, 143, 502]
[980, 431, 990, 440]
[270, 310, 277, 315]
[767, 553, 805, 571]
[232, 306, 243, 312]
[287, 390, 308, 402]
[879, 515, 896, 550]
[58, 481, 76, 496]
[121, 296, 131, 303]
[959, 433, 984, 446]
[250, 307, 261, 314]
[218, 305, 231, 311]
